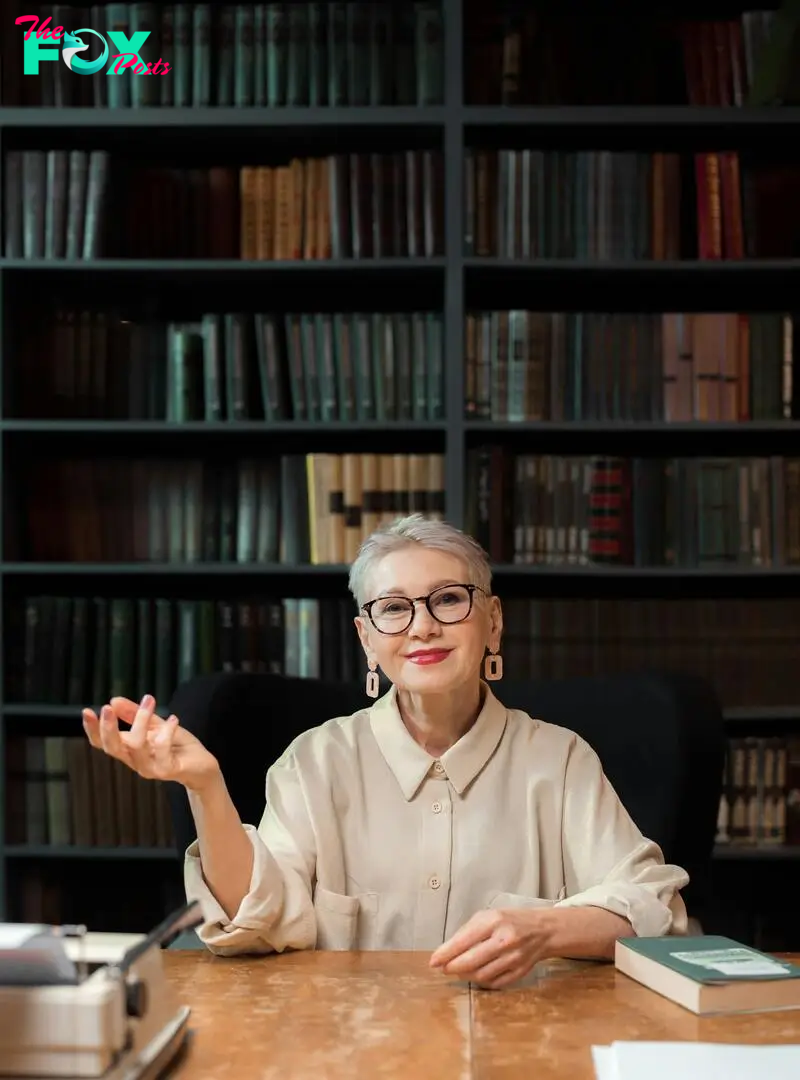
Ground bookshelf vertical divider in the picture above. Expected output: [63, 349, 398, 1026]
[443, 0, 465, 528]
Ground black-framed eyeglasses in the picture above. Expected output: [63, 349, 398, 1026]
[361, 583, 487, 635]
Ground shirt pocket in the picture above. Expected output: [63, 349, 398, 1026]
[488, 892, 555, 911]
[313, 887, 379, 950]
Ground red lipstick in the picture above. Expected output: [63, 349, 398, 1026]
[405, 649, 452, 665]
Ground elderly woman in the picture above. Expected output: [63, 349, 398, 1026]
[82, 514, 688, 989]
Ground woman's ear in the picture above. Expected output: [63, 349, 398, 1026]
[354, 615, 372, 658]
[488, 596, 504, 653]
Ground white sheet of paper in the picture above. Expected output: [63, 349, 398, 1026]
[0, 924, 49, 948]
[591, 1042, 800, 1080]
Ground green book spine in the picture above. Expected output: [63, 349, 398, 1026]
[216, 6, 236, 105]
[286, 1, 308, 105]
[307, 2, 326, 105]
[130, 2, 159, 105]
[266, 3, 287, 105]
[106, 3, 132, 107]
[159, 5, 174, 105]
[346, 2, 369, 105]
[369, 2, 391, 104]
[234, 4, 255, 106]
[415, 2, 443, 105]
[172, 3, 192, 106]
[192, 4, 211, 106]
[254, 4, 267, 105]
[315, 314, 338, 422]
[91, 598, 110, 705]
[333, 313, 355, 421]
[327, 2, 347, 104]
[300, 314, 321, 421]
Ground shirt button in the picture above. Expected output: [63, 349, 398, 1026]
[429, 876, 441, 890]
[433, 761, 444, 774]
[432, 801, 442, 814]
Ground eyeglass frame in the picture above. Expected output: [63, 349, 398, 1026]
[360, 583, 488, 636]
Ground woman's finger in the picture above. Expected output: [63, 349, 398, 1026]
[470, 951, 523, 988]
[125, 694, 156, 752]
[110, 695, 164, 727]
[442, 936, 501, 977]
[98, 704, 131, 761]
[150, 715, 179, 777]
[82, 708, 102, 749]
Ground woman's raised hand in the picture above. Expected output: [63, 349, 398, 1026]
[82, 694, 220, 792]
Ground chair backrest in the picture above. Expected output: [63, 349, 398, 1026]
[165, 669, 725, 921]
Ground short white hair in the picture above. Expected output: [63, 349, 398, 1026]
[348, 514, 492, 607]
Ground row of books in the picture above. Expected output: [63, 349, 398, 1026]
[4, 150, 110, 261]
[5, 734, 175, 850]
[466, 7, 776, 106]
[5, 149, 444, 261]
[465, 311, 792, 423]
[15, 309, 445, 423]
[9, 731, 799, 854]
[465, 148, 770, 261]
[10, 595, 367, 706]
[468, 452, 800, 568]
[13, 453, 446, 564]
[499, 595, 800, 709]
[9, 593, 800, 711]
[8, 2, 444, 109]
[10, 306, 794, 425]
[715, 736, 800, 849]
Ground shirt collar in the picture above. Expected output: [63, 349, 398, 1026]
[368, 682, 508, 800]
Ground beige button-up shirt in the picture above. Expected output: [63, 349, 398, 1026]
[185, 684, 689, 955]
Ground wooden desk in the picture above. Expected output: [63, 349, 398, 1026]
[164, 951, 800, 1079]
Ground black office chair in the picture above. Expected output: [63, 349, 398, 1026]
[165, 668, 726, 929]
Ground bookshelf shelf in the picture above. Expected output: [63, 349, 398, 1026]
[3, 845, 178, 860]
[462, 106, 800, 130]
[0, 258, 446, 275]
[713, 845, 800, 861]
[5, 563, 800, 579]
[1, 420, 448, 435]
[0, 562, 351, 576]
[724, 707, 800, 722]
[0, 106, 447, 129]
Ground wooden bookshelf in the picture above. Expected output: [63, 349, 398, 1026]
[1, 0, 800, 939]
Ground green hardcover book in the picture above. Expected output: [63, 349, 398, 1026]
[326, 2, 347, 105]
[253, 4, 267, 105]
[616, 935, 800, 1015]
[307, 1, 326, 105]
[216, 6, 236, 106]
[265, 3, 287, 106]
[172, 3, 192, 106]
[129, 2, 159, 105]
[192, 4, 211, 106]
[346, 2, 369, 106]
[105, 3, 132, 107]
[234, 4, 255, 106]
[159, 5, 174, 105]
[286, 0, 308, 105]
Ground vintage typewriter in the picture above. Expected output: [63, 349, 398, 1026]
[0, 900, 204, 1079]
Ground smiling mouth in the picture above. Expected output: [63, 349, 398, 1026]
[405, 649, 452, 665]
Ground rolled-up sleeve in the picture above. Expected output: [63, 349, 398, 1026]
[554, 735, 690, 937]
[184, 748, 318, 956]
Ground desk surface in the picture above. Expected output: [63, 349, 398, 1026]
[164, 950, 800, 1080]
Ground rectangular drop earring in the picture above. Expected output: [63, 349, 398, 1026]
[484, 653, 503, 681]
[366, 661, 380, 698]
